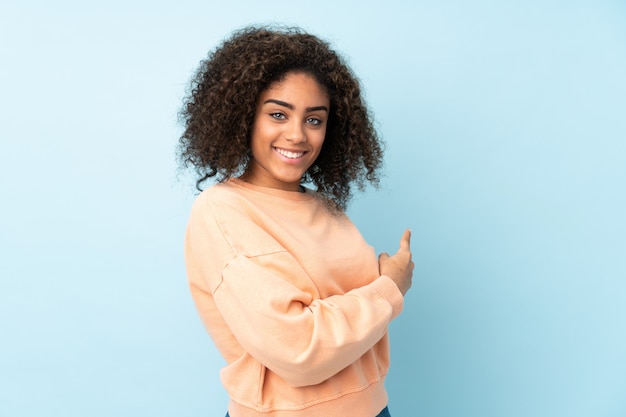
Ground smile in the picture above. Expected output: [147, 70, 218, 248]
[275, 147, 306, 159]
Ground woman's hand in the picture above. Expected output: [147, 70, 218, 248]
[378, 229, 414, 295]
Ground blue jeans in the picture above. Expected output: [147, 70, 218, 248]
[225, 405, 391, 416]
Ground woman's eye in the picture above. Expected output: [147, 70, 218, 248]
[306, 117, 322, 125]
[270, 112, 286, 120]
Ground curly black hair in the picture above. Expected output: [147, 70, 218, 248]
[178, 25, 383, 210]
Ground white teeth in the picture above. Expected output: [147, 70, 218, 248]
[276, 148, 304, 159]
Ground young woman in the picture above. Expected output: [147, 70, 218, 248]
[179, 26, 414, 417]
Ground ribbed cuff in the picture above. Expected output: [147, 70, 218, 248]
[371, 275, 404, 319]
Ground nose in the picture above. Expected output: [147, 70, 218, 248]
[285, 120, 306, 143]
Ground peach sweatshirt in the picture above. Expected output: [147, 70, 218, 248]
[185, 179, 404, 417]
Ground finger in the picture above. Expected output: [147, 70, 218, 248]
[399, 229, 411, 251]
[378, 252, 390, 260]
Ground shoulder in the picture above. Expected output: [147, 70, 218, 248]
[188, 181, 286, 257]
[190, 181, 255, 220]
[193, 181, 241, 206]
[189, 181, 256, 235]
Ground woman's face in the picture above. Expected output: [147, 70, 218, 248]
[244, 72, 330, 191]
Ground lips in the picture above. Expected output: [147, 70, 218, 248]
[274, 147, 306, 159]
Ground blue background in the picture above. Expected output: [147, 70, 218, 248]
[1, 1, 625, 416]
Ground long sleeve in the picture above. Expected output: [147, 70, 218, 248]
[215, 253, 401, 386]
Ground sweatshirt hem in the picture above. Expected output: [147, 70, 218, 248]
[228, 377, 388, 417]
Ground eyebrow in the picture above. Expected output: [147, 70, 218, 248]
[263, 99, 328, 113]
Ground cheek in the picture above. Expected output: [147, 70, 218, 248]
[250, 122, 272, 146]
[312, 131, 327, 152]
